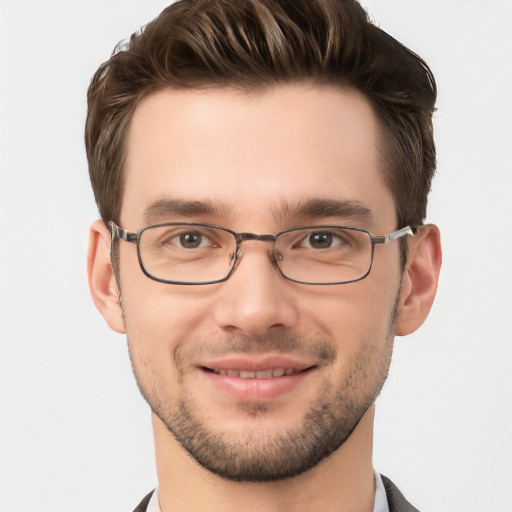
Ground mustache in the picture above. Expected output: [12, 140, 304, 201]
[176, 334, 337, 365]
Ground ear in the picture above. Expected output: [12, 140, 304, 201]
[395, 224, 442, 336]
[87, 219, 126, 334]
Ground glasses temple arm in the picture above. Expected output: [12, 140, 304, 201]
[108, 221, 138, 244]
[372, 226, 417, 245]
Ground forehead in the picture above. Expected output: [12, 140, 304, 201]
[122, 84, 395, 230]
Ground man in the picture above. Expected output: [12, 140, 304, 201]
[85, 0, 442, 510]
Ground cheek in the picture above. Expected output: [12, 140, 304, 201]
[119, 241, 213, 336]
[120, 278, 220, 377]
[301, 277, 399, 340]
[122, 296, 188, 410]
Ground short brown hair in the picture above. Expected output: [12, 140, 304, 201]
[85, 0, 436, 235]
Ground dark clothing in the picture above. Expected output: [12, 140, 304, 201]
[132, 475, 420, 512]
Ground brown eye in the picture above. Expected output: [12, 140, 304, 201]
[179, 232, 203, 249]
[308, 232, 334, 249]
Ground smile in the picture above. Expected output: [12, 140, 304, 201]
[201, 362, 316, 401]
[212, 368, 299, 378]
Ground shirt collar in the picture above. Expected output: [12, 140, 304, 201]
[146, 471, 390, 512]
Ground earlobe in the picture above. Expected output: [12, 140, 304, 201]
[87, 219, 126, 334]
[395, 224, 442, 336]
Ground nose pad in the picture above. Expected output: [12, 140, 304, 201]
[229, 244, 282, 279]
[228, 246, 242, 273]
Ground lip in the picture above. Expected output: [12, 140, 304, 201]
[200, 355, 317, 401]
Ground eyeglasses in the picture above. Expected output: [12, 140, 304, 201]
[109, 221, 416, 285]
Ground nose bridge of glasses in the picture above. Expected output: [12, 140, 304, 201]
[237, 232, 276, 243]
[232, 232, 280, 266]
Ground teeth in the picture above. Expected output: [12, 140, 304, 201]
[213, 368, 296, 378]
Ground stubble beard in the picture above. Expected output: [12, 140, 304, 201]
[123, 296, 399, 483]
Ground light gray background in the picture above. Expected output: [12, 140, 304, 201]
[1, 1, 511, 511]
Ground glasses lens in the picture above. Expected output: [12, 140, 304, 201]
[276, 227, 372, 284]
[138, 224, 236, 283]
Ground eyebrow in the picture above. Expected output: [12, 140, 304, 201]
[143, 198, 230, 225]
[277, 198, 374, 225]
[143, 197, 374, 226]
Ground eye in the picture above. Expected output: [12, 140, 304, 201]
[167, 230, 214, 249]
[302, 231, 343, 249]
[179, 232, 203, 248]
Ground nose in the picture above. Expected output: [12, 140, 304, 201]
[212, 242, 299, 336]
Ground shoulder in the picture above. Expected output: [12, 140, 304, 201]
[381, 475, 421, 512]
[132, 490, 154, 512]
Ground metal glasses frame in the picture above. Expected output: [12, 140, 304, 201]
[109, 221, 416, 286]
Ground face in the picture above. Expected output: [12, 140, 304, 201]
[116, 84, 403, 481]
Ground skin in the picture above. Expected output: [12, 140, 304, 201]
[88, 84, 441, 512]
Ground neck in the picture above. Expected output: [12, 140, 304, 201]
[153, 406, 376, 512]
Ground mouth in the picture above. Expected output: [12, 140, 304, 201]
[205, 367, 305, 379]
[199, 356, 317, 401]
